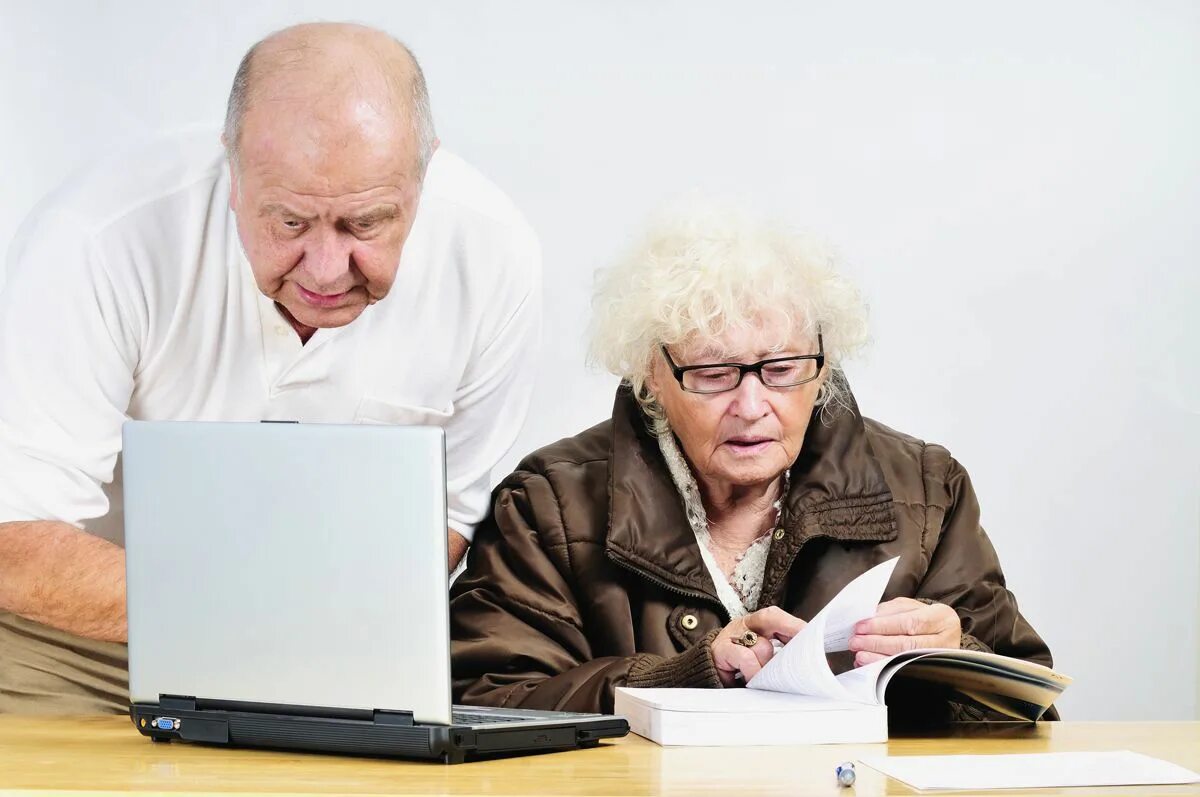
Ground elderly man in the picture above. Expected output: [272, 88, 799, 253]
[0, 23, 540, 713]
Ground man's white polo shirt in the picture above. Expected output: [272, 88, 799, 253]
[0, 129, 541, 545]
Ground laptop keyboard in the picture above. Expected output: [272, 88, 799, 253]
[452, 710, 524, 726]
[451, 706, 598, 726]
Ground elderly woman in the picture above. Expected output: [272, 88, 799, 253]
[450, 205, 1053, 720]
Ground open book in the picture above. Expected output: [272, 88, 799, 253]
[615, 557, 1071, 746]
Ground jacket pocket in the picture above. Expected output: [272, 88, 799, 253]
[667, 605, 718, 651]
[353, 397, 454, 427]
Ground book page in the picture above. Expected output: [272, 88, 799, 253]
[834, 657, 892, 704]
[871, 649, 1070, 720]
[747, 557, 899, 702]
[745, 603, 850, 699]
[876, 647, 1068, 687]
[819, 557, 899, 651]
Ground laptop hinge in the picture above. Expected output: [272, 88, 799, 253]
[372, 709, 415, 726]
[159, 695, 198, 712]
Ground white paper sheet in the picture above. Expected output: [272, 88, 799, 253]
[859, 751, 1200, 791]
[747, 557, 898, 702]
[742, 606, 849, 699]
[819, 557, 899, 651]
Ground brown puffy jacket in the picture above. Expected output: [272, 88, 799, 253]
[451, 386, 1056, 721]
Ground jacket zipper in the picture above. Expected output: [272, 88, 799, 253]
[605, 549, 730, 623]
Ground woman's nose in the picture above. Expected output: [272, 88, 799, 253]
[729, 372, 771, 419]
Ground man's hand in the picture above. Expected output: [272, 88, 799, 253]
[848, 598, 961, 666]
[447, 529, 469, 572]
[710, 606, 807, 687]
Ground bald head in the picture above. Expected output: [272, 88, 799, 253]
[224, 22, 435, 175]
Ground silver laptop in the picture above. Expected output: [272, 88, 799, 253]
[123, 420, 626, 763]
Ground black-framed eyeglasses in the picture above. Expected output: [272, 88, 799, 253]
[660, 333, 825, 394]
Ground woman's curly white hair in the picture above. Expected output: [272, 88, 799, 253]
[588, 202, 870, 430]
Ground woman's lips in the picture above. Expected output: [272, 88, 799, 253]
[296, 285, 349, 308]
[723, 438, 773, 454]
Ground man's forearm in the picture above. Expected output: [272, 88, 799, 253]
[0, 521, 463, 643]
[448, 529, 469, 572]
[0, 520, 126, 642]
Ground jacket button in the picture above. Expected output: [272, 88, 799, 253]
[680, 614, 699, 631]
[773, 528, 786, 541]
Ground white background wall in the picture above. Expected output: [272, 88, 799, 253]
[1, 1, 1197, 720]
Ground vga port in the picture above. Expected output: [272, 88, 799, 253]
[154, 717, 180, 731]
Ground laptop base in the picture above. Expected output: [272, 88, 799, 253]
[130, 700, 627, 764]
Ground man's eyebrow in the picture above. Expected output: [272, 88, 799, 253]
[259, 202, 308, 218]
[346, 205, 400, 222]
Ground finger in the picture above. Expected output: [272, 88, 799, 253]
[761, 626, 804, 646]
[712, 638, 757, 671]
[715, 626, 777, 668]
[712, 644, 744, 688]
[726, 645, 764, 682]
[854, 608, 944, 637]
[855, 650, 887, 667]
[716, 621, 745, 645]
[750, 637, 776, 667]
[847, 633, 942, 656]
[744, 606, 807, 640]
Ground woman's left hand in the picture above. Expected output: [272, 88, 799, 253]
[847, 598, 961, 666]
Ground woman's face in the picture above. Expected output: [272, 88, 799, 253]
[648, 321, 825, 494]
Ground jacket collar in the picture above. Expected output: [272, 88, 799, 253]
[605, 384, 898, 604]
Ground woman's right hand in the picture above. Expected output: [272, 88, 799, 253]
[710, 606, 807, 687]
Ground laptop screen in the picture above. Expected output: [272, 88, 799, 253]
[123, 421, 453, 725]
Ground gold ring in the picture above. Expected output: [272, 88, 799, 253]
[730, 630, 759, 648]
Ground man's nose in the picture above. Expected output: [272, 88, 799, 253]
[302, 228, 353, 289]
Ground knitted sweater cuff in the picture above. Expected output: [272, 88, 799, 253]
[626, 629, 723, 689]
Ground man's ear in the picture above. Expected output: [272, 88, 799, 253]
[225, 159, 240, 212]
[220, 132, 240, 211]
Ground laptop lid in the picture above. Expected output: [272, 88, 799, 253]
[123, 421, 452, 725]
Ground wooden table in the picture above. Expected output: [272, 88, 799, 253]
[0, 716, 1196, 796]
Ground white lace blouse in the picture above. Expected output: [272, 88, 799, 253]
[656, 431, 786, 619]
